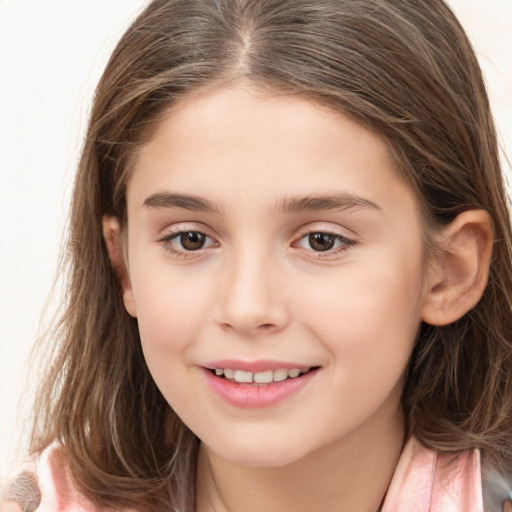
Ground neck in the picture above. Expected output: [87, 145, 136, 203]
[195, 403, 404, 512]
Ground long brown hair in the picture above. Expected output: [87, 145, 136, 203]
[31, 0, 512, 510]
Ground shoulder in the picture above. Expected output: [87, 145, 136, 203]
[382, 436, 512, 512]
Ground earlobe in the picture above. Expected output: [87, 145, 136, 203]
[102, 215, 137, 318]
[421, 209, 493, 326]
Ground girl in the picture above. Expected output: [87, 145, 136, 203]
[2, 0, 512, 511]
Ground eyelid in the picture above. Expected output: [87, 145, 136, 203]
[295, 221, 358, 238]
[157, 220, 217, 242]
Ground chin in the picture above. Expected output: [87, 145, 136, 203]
[203, 435, 311, 468]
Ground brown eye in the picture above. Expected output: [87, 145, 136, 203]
[308, 232, 336, 251]
[295, 230, 356, 255]
[160, 229, 217, 257]
[179, 231, 206, 251]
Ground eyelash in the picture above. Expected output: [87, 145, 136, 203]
[158, 230, 218, 258]
[158, 229, 357, 259]
[294, 230, 357, 257]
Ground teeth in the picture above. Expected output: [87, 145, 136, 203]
[234, 370, 253, 383]
[214, 367, 312, 384]
[224, 368, 235, 379]
[253, 370, 273, 384]
[273, 369, 288, 382]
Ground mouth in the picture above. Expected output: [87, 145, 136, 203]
[208, 366, 320, 385]
[203, 363, 320, 408]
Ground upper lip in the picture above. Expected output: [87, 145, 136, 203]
[203, 359, 317, 372]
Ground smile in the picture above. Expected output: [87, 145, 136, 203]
[203, 364, 320, 408]
[212, 367, 313, 384]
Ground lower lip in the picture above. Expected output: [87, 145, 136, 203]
[203, 368, 318, 408]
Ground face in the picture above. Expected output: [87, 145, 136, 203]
[121, 85, 430, 467]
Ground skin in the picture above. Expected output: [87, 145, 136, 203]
[106, 84, 493, 511]
[0, 501, 22, 512]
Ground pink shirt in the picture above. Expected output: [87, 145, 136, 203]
[2, 436, 508, 511]
[382, 436, 483, 511]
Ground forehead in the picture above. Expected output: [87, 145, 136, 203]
[128, 84, 418, 217]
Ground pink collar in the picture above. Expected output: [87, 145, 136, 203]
[382, 436, 483, 512]
[32, 437, 483, 511]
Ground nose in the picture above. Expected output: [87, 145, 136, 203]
[215, 248, 290, 335]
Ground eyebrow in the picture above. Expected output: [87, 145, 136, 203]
[142, 191, 380, 215]
[277, 193, 381, 214]
[143, 192, 224, 214]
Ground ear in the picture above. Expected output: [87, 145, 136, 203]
[102, 215, 137, 318]
[421, 209, 493, 326]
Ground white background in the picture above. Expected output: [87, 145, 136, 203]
[1, 0, 511, 477]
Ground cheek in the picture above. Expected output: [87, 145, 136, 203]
[132, 269, 214, 360]
[300, 265, 423, 431]
[131, 273, 214, 407]
[300, 254, 425, 375]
